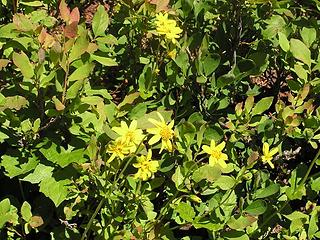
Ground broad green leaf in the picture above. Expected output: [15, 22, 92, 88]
[20, 0, 43, 6]
[40, 142, 85, 168]
[22, 164, 54, 184]
[1, 155, 38, 178]
[262, 15, 286, 38]
[294, 64, 308, 81]
[244, 200, 267, 215]
[12, 52, 34, 78]
[213, 175, 235, 190]
[91, 54, 118, 66]
[68, 63, 94, 81]
[21, 202, 32, 222]
[251, 96, 273, 116]
[39, 177, 69, 207]
[0, 198, 19, 228]
[92, 5, 109, 37]
[0, 95, 28, 111]
[69, 34, 89, 62]
[174, 50, 189, 76]
[278, 32, 290, 52]
[222, 230, 250, 240]
[290, 39, 311, 67]
[254, 183, 280, 199]
[301, 27, 316, 48]
[216, 73, 236, 88]
[308, 210, 319, 239]
[227, 215, 257, 230]
[175, 202, 195, 222]
[192, 165, 221, 182]
[203, 53, 220, 76]
[172, 166, 184, 189]
[66, 79, 85, 99]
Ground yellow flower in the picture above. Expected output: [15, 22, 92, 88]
[261, 142, 278, 168]
[106, 139, 132, 163]
[155, 12, 182, 44]
[147, 112, 174, 152]
[133, 149, 159, 181]
[202, 140, 228, 168]
[112, 120, 144, 146]
[167, 49, 177, 59]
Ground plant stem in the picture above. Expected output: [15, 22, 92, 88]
[80, 198, 105, 240]
[256, 147, 320, 234]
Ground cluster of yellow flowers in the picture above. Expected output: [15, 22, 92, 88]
[107, 112, 175, 181]
[107, 111, 279, 181]
[201, 140, 279, 169]
[155, 12, 182, 44]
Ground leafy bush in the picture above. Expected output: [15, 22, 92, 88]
[0, 0, 320, 239]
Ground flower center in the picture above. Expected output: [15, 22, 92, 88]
[211, 150, 221, 159]
[160, 126, 173, 141]
[126, 131, 134, 141]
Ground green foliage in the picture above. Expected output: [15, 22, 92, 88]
[0, 0, 320, 239]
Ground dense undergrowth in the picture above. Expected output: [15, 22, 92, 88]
[0, 0, 320, 239]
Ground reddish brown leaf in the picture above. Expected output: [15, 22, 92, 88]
[38, 28, 47, 44]
[69, 7, 80, 24]
[64, 22, 78, 38]
[148, 0, 169, 12]
[29, 216, 44, 228]
[59, 0, 70, 22]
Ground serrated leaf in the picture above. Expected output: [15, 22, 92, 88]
[251, 96, 273, 115]
[92, 5, 109, 37]
[21, 202, 32, 222]
[39, 177, 69, 206]
[12, 52, 34, 78]
[22, 164, 54, 184]
[290, 39, 311, 67]
[1, 155, 38, 178]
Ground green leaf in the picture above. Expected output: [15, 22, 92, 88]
[294, 64, 308, 81]
[40, 142, 85, 168]
[22, 164, 54, 184]
[1, 155, 38, 178]
[244, 200, 267, 215]
[227, 215, 257, 230]
[222, 230, 250, 240]
[69, 34, 89, 62]
[301, 27, 316, 48]
[39, 177, 69, 207]
[174, 50, 189, 76]
[278, 32, 290, 52]
[262, 15, 286, 38]
[213, 175, 236, 190]
[0, 198, 19, 228]
[172, 166, 184, 189]
[216, 72, 236, 88]
[308, 210, 319, 239]
[175, 202, 195, 222]
[92, 5, 109, 37]
[91, 54, 118, 66]
[290, 39, 311, 67]
[0, 95, 28, 111]
[68, 63, 94, 81]
[192, 165, 221, 183]
[21, 202, 32, 222]
[311, 177, 320, 192]
[12, 51, 34, 78]
[66, 79, 85, 99]
[254, 183, 280, 199]
[203, 53, 220, 76]
[251, 96, 273, 116]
